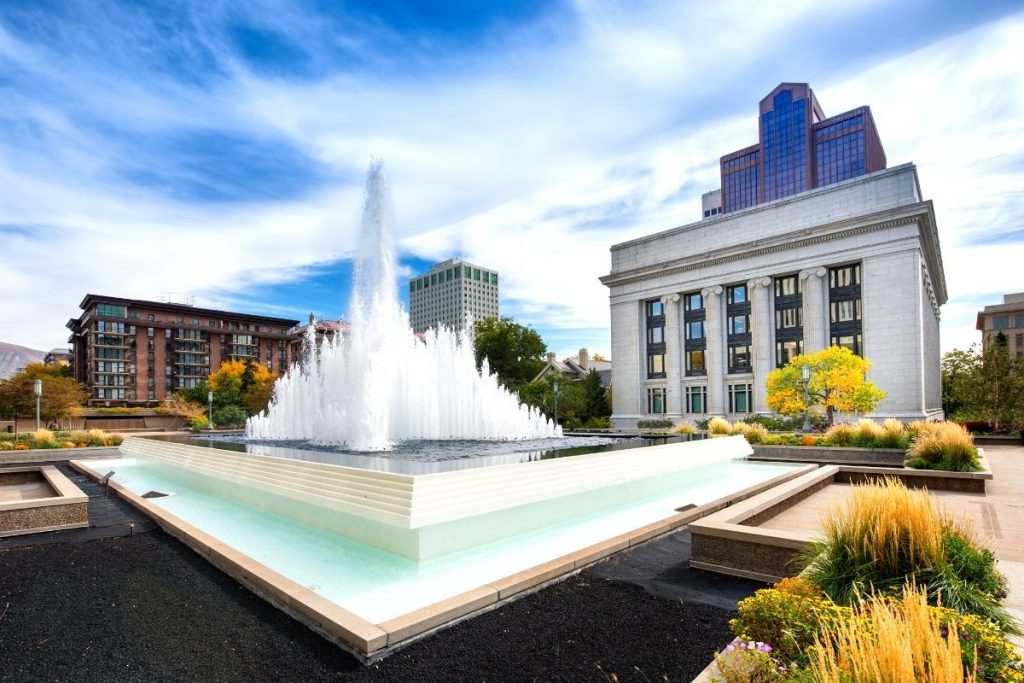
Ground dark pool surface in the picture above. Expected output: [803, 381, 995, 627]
[145, 434, 708, 475]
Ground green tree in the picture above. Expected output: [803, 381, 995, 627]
[0, 364, 87, 430]
[582, 369, 610, 421]
[766, 346, 886, 425]
[944, 343, 1024, 430]
[518, 374, 588, 429]
[473, 317, 547, 390]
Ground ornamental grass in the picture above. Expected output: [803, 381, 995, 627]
[852, 418, 885, 447]
[905, 421, 981, 472]
[809, 586, 972, 683]
[801, 478, 1015, 632]
[671, 422, 697, 435]
[707, 416, 732, 436]
[731, 421, 770, 444]
[822, 422, 856, 446]
[32, 428, 55, 443]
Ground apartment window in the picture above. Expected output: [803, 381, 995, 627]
[685, 385, 707, 414]
[1016, 314, 1024, 328]
[646, 299, 666, 379]
[776, 339, 803, 367]
[128, 311, 139, 320]
[96, 303, 126, 317]
[829, 263, 862, 356]
[728, 383, 753, 414]
[147, 313, 155, 321]
[992, 315, 1009, 330]
[165, 329, 171, 339]
[647, 387, 666, 414]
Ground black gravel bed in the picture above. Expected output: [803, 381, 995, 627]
[0, 530, 739, 682]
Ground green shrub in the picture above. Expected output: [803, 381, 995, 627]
[188, 416, 209, 433]
[636, 419, 673, 430]
[212, 405, 248, 427]
[581, 417, 611, 429]
[739, 414, 796, 432]
[730, 577, 852, 667]
[93, 406, 139, 414]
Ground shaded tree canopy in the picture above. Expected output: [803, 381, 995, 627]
[473, 317, 547, 390]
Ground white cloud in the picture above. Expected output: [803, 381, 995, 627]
[0, 2, 1021, 362]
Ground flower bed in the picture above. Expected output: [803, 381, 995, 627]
[709, 479, 1022, 682]
[0, 429, 123, 451]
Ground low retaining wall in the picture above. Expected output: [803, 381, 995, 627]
[750, 444, 906, 467]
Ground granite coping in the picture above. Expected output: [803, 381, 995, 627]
[69, 458, 811, 661]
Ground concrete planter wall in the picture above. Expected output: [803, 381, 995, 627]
[750, 444, 907, 467]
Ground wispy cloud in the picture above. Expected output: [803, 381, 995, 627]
[0, 0, 1022, 361]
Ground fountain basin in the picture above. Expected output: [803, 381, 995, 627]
[0, 465, 89, 537]
[117, 435, 756, 560]
[71, 436, 811, 658]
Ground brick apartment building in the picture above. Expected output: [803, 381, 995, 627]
[67, 295, 300, 406]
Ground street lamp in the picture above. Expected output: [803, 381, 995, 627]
[801, 364, 811, 433]
[207, 390, 214, 431]
[33, 380, 42, 431]
[553, 379, 560, 429]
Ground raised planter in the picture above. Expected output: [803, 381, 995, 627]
[0, 465, 89, 537]
[750, 444, 906, 467]
[689, 453, 994, 582]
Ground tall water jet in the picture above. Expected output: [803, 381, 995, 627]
[247, 161, 561, 450]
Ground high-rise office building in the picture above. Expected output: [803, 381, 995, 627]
[408, 259, 499, 333]
[720, 83, 886, 213]
[67, 295, 300, 406]
[602, 83, 945, 425]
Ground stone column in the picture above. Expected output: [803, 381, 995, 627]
[702, 286, 725, 415]
[661, 293, 682, 419]
[748, 277, 773, 413]
[800, 267, 828, 354]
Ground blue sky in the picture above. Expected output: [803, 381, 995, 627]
[1, 0, 1023, 358]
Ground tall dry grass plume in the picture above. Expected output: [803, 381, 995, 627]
[823, 422, 856, 446]
[730, 421, 770, 444]
[810, 586, 974, 683]
[707, 416, 732, 435]
[855, 418, 884, 443]
[32, 428, 55, 443]
[906, 421, 979, 472]
[826, 478, 945, 574]
[671, 422, 697, 435]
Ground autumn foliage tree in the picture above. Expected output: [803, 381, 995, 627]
[208, 359, 277, 416]
[0, 363, 87, 431]
[766, 346, 886, 425]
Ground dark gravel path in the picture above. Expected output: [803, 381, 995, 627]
[0, 530, 745, 682]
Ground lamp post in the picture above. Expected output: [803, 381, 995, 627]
[33, 380, 42, 431]
[207, 390, 214, 431]
[801, 364, 811, 433]
[553, 379, 560, 429]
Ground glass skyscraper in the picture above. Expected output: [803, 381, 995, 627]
[719, 83, 886, 214]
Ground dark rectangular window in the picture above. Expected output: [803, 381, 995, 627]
[774, 275, 800, 297]
[992, 315, 1009, 330]
[96, 303, 127, 317]
[685, 349, 705, 374]
[776, 339, 803, 367]
[728, 314, 749, 335]
[685, 385, 707, 414]
[829, 263, 863, 356]
[646, 298, 666, 379]
[728, 383, 753, 414]
[728, 345, 751, 372]
[727, 285, 747, 305]
[683, 290, 706, 376]
[647, 387, 666, 414]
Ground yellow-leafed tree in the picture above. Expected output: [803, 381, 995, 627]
[766, 346, 886, 425]
[208, 359, 277, 416]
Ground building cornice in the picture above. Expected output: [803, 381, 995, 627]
[600, 201, 947, 305]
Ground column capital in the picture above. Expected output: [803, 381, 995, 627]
[700, 285, 723, 298]
[747, 277, 772, 290]
[660, 293, 680, 305]
[799, 267, 827, 281]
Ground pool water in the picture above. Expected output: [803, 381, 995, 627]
[90, 455, 802, 623]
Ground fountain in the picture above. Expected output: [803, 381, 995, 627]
[246, 160, 559, 451]
[69, 160, 808, 659]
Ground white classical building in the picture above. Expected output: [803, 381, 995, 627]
[600, 163, 946, 427]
